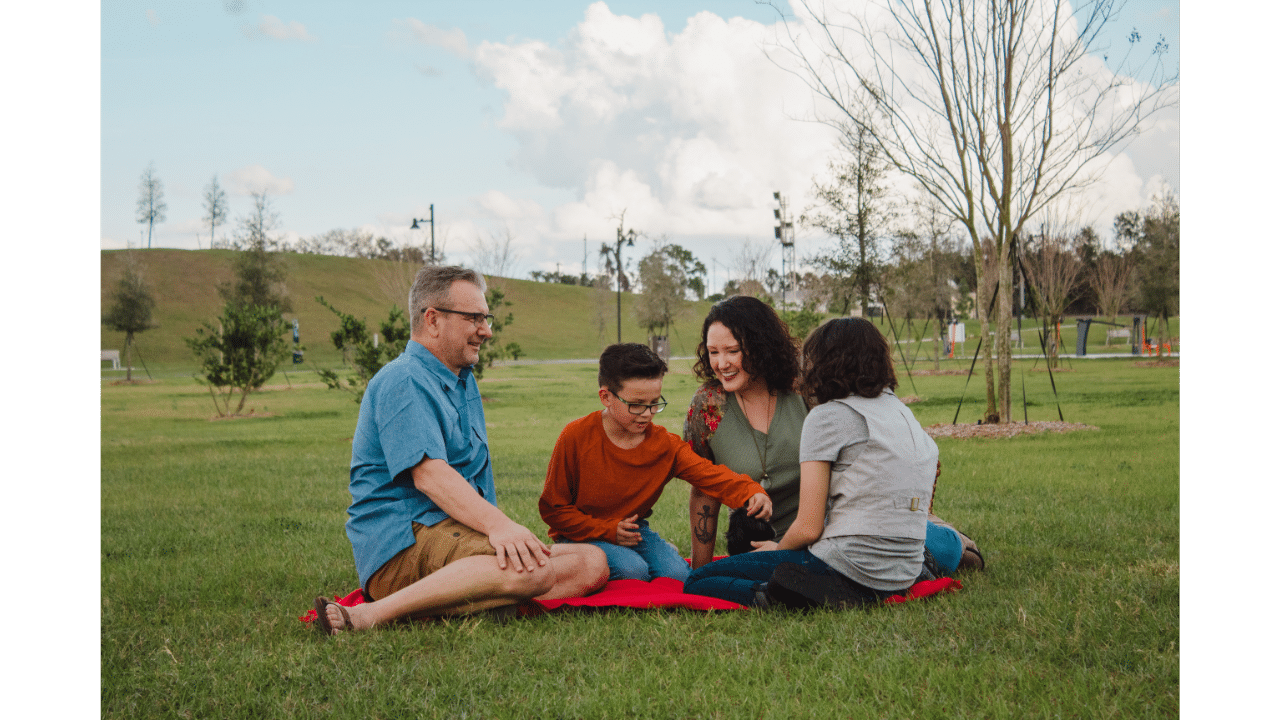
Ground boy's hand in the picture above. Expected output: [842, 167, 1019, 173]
[744, 492, 773, 521]
[615, 514, 641, 546]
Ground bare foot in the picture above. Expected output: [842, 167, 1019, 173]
[314, 597, 373, 635]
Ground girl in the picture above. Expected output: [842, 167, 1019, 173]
[685, 318, 941, 608]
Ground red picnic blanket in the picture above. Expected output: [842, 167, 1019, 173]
[299, 574, 962, 624]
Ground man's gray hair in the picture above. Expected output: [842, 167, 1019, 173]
[409, 266, 487, 332]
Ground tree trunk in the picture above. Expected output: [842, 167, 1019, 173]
[997, 248, 1014, 422]
[125, 331, 134, 382]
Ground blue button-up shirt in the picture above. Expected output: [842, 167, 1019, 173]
[345, 341, 496, 588]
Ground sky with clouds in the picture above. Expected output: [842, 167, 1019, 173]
[100, 0, 1179, 286]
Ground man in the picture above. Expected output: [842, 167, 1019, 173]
[315, 266, 607, 635]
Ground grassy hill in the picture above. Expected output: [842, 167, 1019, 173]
[101, 249, 716, 371]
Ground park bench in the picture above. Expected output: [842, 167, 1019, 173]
[102, 349, 121, 370]
[1105, 328, 1130, 344]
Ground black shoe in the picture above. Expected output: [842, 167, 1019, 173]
[766, 562, 879, 610]
[749, 581, 771, 609]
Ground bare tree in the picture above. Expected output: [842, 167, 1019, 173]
[730, 238, 774, 294]
[1022, 231, 1084, 367]
[135, 162, 167, 249]
[1090, 251, 1133, 331]
[233, 190, 281, 252]
[202, 175, 228, 250]
[771, 0, 1177, 422]
[909, 192, 963, 369]
[471, 225, 522, 279]
[803, 122, 896, 315]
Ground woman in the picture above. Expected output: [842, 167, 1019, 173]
[685, 317, 949, 608]
[684, 296, 808, 570]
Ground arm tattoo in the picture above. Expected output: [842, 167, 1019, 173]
[694, 504, 716, 544]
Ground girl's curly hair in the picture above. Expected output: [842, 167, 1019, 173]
[799, 317, 897, 404]
[693, 296, 799, 393]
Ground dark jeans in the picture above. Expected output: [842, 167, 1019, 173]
[684, 549, 837, 606]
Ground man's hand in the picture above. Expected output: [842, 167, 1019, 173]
[487, 519, 551, 572]
[615, 514, 641, 547]
[744, 492, 772, 521]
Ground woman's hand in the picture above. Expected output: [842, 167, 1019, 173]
[744, 492, 773, 521]
[615, 514, 641, 546]
[750, 540, 779, 552]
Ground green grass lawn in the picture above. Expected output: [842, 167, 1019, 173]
[101, 355, 1178, 718]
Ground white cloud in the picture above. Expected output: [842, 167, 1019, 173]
[449, 0, 1177, 279]
[473, 3, 837, 248]
[146, 9, 159, 27]
[243, 15, 315, 42]
[403, 19, 469, 57]
[225, 165, 295, 196]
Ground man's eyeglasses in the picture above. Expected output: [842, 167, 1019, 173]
[610, 391, 667, 415]
[430, 307, 495, 328]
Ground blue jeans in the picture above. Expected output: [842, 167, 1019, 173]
[685, 549, 836, 606]
[685, 520, 960, 605]
[558, 519, 690, 583]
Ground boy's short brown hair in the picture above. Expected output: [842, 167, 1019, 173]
[597, 343, 668, 393]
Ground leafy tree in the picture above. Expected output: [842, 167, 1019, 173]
[1120, 192, 1179, 356]
[218, 191, 292, 313]
[135, 162, 167, 249]
[774, 0, 1177, 422]
[635, 243, 689, 340]
[777, 302, 825, 343]
[202, 175, 228, 249]
[185, 303, 291, 417]
[803, 123, 895, 315]
[313, 297, 411, 402]
[474, 286, 520, 379]
[102, 254, 158, 382]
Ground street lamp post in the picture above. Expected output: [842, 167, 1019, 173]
[410, 204, 436, 264]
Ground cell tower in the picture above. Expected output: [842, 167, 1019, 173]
[773, 191, 796, 308]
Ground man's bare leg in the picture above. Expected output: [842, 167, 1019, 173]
[321, 554, 555, 634]
[535, 544, 609, 601]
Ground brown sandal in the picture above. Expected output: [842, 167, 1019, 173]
[313, 596, 354, 636]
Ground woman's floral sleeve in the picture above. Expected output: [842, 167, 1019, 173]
[683, 384, 725, 461]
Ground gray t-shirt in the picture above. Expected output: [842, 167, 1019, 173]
[799, 400, 921, 592]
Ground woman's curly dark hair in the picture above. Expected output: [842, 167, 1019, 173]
[693, 296, 799, 393]
[800, 317, 897, 404]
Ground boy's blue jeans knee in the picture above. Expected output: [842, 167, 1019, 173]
[558, 519, 690, 583]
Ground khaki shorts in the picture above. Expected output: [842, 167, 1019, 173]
[365, 518, 496, 601]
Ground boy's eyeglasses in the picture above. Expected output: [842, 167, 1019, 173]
[610, 391, 667, 415]
[430, 307, 495, 328]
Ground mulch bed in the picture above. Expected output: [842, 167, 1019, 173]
[925, 421, 1099, 439]
[1134, 359, 1178, 367]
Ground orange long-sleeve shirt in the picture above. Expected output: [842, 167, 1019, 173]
[539, 410, 766, 542]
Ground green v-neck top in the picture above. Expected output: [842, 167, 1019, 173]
[684, 384, 808, 537]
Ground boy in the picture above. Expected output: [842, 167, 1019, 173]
[539, 343, 772, 583]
